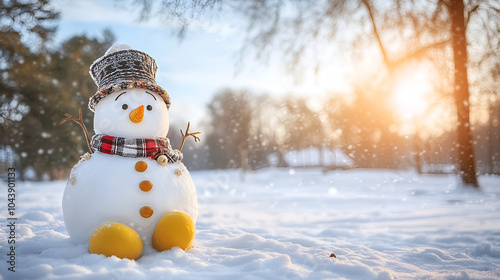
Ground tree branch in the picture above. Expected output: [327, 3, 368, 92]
[465, 4, 480, 29]
[392, 39, 450, 67]
[59, 108, 94, 153]
[178, 122, 201, 151]
[361, 0, 392, 71]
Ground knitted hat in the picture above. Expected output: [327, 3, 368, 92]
[88, 44, 171, 112]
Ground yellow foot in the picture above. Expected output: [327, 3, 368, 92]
[89, 222, 143, 260]
[152, 211, 196, 252]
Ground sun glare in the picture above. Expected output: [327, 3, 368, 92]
[392, 67, 432, 120]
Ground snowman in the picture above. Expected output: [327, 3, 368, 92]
[61, 44, 200, 260]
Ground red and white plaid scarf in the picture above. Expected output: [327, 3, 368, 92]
[91, 134, 182, 163]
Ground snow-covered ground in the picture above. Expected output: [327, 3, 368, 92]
[1, 168, 499, 280]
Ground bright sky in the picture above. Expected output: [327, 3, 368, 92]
[51, 0, 352, 127]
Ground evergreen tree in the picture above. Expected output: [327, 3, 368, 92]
[0, 1, 115, 179]
[1, 0, 59, 178]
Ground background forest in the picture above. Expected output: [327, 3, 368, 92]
[0, 0, 499, 186]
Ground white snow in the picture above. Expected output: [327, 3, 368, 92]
[277, 147, 355, 168]
[1, 168, 499, 279]
[104, 44, 134, 55]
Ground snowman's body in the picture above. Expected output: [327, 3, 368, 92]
[63, 152, 197, 248]
[62, 62, 198, 258]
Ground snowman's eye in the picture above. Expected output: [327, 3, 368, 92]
[122, 104, 128, 110]
[147, 105, 153, 111]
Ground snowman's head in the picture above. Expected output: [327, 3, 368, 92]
[94, 88, 169, 138]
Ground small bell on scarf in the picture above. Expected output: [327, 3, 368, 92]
[157, 155, 168, 166]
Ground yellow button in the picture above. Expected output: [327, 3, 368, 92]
[135, 161, 147, 172]
[140, 206, 153, 218]
[139, 180, 153, 192]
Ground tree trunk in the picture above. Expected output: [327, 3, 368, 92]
[414, 131, 423, 174]
[449, 0, 479, 187]
[488, 104, 494, 174]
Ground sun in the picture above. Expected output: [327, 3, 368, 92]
[392, 67, 432, 120]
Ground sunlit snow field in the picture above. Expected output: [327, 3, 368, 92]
[1, 168, 499, 280]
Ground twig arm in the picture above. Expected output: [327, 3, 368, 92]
[60, 108, 94, 153]
[178, 122, 201, 151]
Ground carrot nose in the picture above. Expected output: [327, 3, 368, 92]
[129, 105, 144, 123]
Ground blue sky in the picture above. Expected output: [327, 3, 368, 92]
[52, 0, 352, 126]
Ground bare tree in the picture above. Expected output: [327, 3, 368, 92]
[129, 0, 500, 187]
[206, 89, 255, 168]
[448, 0, 478, 186]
